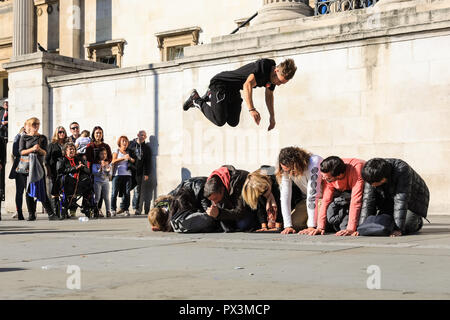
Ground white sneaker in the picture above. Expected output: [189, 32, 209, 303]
[12, 212, 18, 219]
[125, 211, 130, 217]
[111, 210, 117, 216]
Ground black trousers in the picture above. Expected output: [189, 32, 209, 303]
[15, 173, 26, 213]
[194, 87, 243, 127]
[326, 191, 351, 232]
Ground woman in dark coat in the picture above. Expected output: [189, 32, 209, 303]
[45, 126, 68, 215]
[19, 117, 56, 221]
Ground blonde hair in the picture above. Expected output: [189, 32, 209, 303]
[25, 117, 40, 127]
[242, 170, 272, 210]
[51, 126, 68, 144]
[277, 58, 297, 80]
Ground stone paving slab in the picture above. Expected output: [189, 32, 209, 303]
[0, 213, 450, 300]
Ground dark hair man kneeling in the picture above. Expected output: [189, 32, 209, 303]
[357, 158, 430, 237]
[308, 156, 366, 236]
[204, 165, 259, 232]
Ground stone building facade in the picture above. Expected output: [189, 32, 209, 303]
[1, 0, 450, 215]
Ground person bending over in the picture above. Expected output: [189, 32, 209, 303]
[149, 176, 221, 233]
[276, 147, 323, 235]
[203, 165, 258, 232]
[357, 158, 429, 237]
[307, 156, 366, 236]
[183, 58, 297, 130]
[241, 167, 304, 232]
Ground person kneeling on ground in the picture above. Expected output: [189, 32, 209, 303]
[308, 156, 366, 236]
[241, 166, 303, 232]
[356, 158, 430, 237]
[204, 165, 258, 232]
[149, 177, 221, 233]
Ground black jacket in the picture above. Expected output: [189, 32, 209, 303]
[9, 133, 22, 180]
[45, 142, 64, 179]
[56, 155, 91, 178]
[128, 139, 151, 177]
[360, 158, 430, 233]
[214, 165, 251, 223]
[170, 176, 211, 213]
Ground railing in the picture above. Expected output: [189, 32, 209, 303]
[315, 0, 379, 15]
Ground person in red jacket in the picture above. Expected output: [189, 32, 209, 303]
[307, 156, 365, 236]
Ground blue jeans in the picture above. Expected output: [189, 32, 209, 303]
[111, 175, 132, 211]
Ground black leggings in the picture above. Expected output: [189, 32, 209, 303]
[194, 88, 243, 127]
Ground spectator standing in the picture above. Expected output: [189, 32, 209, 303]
[68, 122, 80, 143]
[45, 126, 68, 218]
[0, 99, 8, 140]
[111, 136, 136, 216]
[128, 130, 151, 215]
[19, 117, 57, 221]
[91, 148, 112, 217]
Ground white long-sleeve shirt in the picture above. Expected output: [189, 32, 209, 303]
[280, 154, 323, 228]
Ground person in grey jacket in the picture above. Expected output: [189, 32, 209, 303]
[358, 158, 430, 237]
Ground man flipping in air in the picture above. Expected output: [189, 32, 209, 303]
[183, 58, 297, 130]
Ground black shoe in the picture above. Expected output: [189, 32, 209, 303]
[27, 213, 36, 221]
[183, 89, 200, 111]
[18, 210, 25, 220]
[202, 89, 211, 102]
[48, 214, 59, 221]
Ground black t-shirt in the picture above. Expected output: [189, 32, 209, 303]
[210, 58, 276, 91]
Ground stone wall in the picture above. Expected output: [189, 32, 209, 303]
[4, 0, 450, 215]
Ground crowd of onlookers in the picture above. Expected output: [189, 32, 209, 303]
[0, 109, 153, 221]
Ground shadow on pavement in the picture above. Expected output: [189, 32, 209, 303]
[0, 268, 28, 273]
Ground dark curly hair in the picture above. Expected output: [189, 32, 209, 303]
[276, 147, 311, 182]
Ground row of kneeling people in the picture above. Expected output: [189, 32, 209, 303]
[149, 147, 430, 237]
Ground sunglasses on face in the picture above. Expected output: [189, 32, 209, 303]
[71, 126, 79, 130]
[58, 131, 65, 134]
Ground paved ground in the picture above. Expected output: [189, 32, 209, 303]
[1, 212, 450, 300]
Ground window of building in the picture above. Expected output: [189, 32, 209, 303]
[155, 27, 202, 62]
[84, 39, 125, 67]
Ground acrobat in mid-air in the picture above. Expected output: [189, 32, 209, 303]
[183, 58, 297, 130]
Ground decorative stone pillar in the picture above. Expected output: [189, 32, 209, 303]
[34, 0, 59, 53]
[253, 0, 314, 25]
[12, 0, 35, 56]
[59, 0, 82, 58]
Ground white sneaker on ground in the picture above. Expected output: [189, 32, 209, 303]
[125, 211, 130, 217]
[12, 213, 18, 219]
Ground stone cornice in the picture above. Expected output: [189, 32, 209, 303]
[2, 51, 116, 73]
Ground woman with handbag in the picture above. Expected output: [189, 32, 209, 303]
[110, 136, 136, 216]
[18, 117, 57, 221]
[45, 126, 68, 217]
